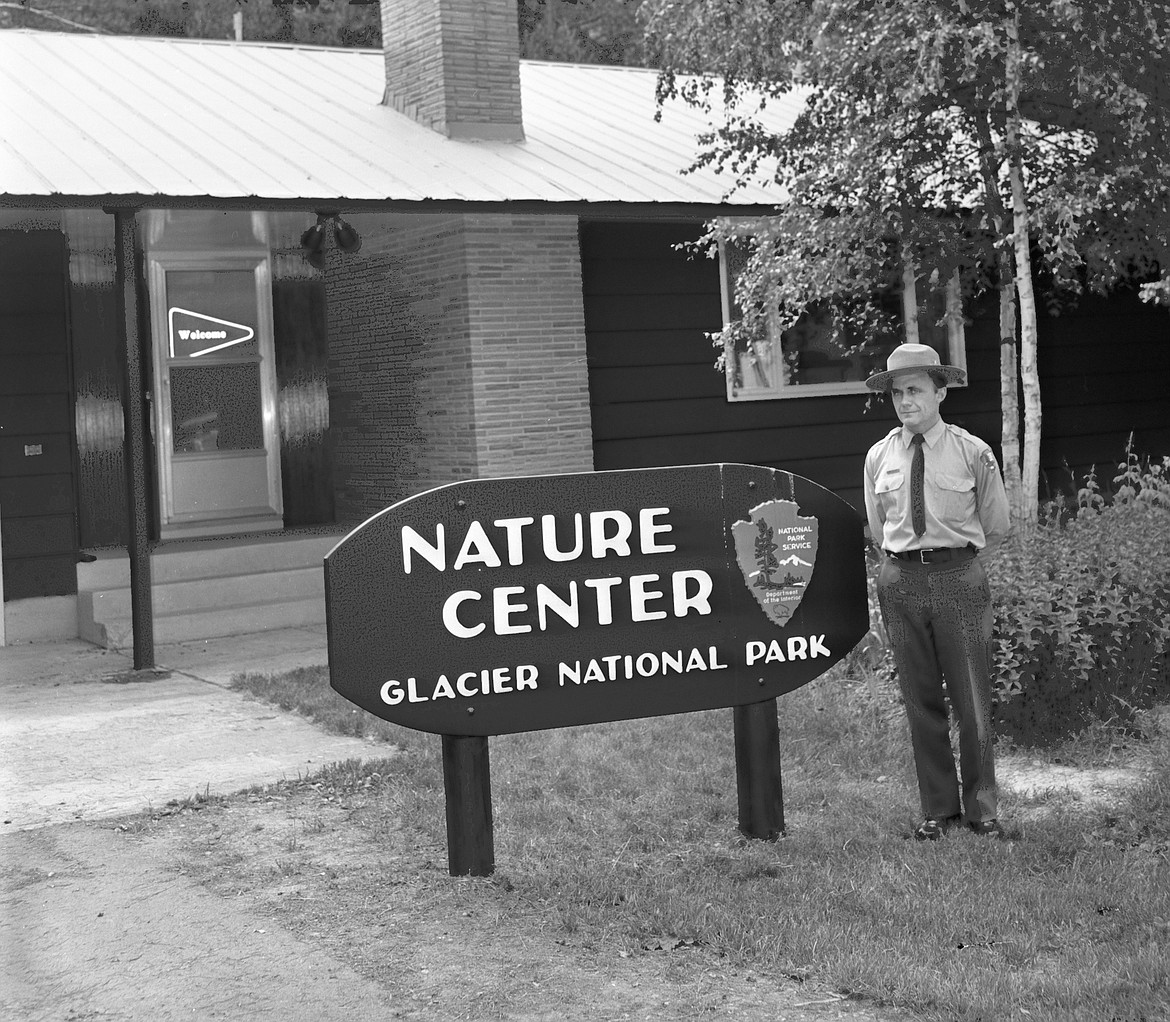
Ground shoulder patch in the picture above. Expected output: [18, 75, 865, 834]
[980, 449, 999, 471]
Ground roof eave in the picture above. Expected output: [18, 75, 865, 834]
[0, 194, 783, 221]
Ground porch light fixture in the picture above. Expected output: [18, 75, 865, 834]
[334, 216, 362, 254]
[299, 211, 362, 270]
[300, 215, 328, 270]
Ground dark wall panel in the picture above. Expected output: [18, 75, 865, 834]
[0, 434, 74, 478]
[0, 474, 75, 517]
[0, 394, 71, 433]
[2, 514, 76, 555]
[3, 557, 77, 603]
[0, 353, 70, 395]
[0, 313, 68, 357]
[0, 230, 79, 600]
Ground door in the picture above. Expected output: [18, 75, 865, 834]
[148, 254, 283, 538]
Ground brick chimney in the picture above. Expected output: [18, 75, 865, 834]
[381, 0, 525, 142]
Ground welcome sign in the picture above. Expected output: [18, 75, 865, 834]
[168, 307, 255, 359]
[325, 464, 868, 737]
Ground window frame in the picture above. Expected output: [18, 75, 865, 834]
[718, 237, 968, 402]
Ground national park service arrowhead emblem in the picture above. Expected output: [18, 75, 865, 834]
[731, 500, 819, 627]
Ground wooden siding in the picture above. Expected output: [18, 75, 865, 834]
[0, 231, 79, 599]
[1032, 292, 1170, 494]
[582, 220, 1169, 512]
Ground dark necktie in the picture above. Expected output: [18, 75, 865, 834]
[910, 433, 926, 537]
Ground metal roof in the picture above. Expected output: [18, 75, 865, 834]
[0, 30, 800, 211]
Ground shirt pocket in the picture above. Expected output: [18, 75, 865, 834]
[934, 472, 976, 524]
[875, 469, 905, 517]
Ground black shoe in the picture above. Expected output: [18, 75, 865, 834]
[968, 819, 1005, 839]
[915, 815, 961, 841]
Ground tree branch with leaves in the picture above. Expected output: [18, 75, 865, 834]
[643, 0, 1170, 526]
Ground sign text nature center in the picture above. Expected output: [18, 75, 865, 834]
[326, 464, 868, 736]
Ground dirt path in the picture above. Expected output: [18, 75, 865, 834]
[3, 824, 396, 1022]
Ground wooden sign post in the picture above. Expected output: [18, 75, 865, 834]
[734, 700, 785, 840]
[326, 464, 867, 875]
[441, 735, 494, 876]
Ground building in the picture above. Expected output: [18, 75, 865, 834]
[1, 0, 1166, 650]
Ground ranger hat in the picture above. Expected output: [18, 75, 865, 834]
[865, 342, 966, 391]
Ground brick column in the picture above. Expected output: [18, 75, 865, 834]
[462, 213, 593, 479]
[327, 212, 592, 522]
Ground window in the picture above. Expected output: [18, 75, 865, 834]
[164, 269, 264, 453]
[719, 239, 967, 401]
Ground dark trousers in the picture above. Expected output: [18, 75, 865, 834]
[877, 555, 998, 823]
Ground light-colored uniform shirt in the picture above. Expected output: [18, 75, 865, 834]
[864, 418, 1011, 557]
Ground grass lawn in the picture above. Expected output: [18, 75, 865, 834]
[228, 663, 1170, 1022]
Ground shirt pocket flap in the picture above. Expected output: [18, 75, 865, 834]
[936, 472, 974, 493]
[875, 471, 903, 494]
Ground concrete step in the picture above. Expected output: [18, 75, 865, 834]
[79, 566, 323, 622]
[84, 595, 325, 649]
[78, 533, 344, 590]
[76, 532, 346, 650]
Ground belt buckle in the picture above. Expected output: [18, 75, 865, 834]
[917, 549, 931, 564]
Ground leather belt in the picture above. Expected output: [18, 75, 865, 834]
[885, 546, 976, 564]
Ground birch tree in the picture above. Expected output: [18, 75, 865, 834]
[642, 0, 1170, 526]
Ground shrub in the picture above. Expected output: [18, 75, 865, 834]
[986, 448, 1170, 746]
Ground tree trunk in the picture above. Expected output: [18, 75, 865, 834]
[1005, 7, 1041, 526]
[901, 244, 920, 344]
[1008, 156, 1041, 525]
[998, 280, 1024, 523]
[974, 109, 1025, 526]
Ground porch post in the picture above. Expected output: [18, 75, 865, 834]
[109, 207, 155, 669]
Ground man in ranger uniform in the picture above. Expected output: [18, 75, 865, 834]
[863, 343, 1011, 841]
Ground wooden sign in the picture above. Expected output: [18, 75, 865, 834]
[326, 464, 868, 737]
